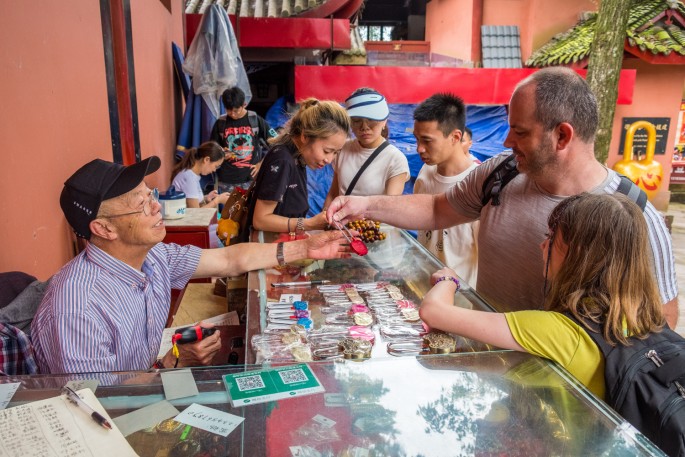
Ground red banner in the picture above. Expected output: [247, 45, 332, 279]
[295, 67, 637, 105]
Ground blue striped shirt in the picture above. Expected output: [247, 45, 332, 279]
[31, 242, 202, 374]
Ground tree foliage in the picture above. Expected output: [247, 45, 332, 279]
[586, 0, 633, 164]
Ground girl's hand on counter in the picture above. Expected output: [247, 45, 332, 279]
[431, 267, 459, 285]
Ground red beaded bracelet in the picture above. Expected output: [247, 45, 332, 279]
[435, 275, 461, 292]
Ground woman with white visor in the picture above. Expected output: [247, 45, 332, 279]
[323, 88, 409, 208]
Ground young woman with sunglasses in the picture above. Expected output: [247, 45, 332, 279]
[323, 88, 409, 210]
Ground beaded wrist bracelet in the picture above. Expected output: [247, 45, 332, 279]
[435, 276, 461, 292]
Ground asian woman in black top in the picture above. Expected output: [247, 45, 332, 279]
[249, 98, 350, 237]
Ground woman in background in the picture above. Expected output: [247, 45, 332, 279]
[171, 141, 230, 209]
[323, 87, 409, 209]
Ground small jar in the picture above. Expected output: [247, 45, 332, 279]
[159, 187, 186, 220]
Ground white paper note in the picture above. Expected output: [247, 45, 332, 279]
[174, 403, 244, 437]
[0, 388, 137, 456]
[158, 327, 179, 359]
[161, 369, 199, 400]
[0, 382, 20, 410]
[312, 414, 336, 428]
[202, 311, 240, 326]
[112, 400, 179, 437]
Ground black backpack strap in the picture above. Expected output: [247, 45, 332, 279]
[615, 175, 647, 211]
[247, 110, 260, 136]
[247, 110, 271, 162]
[345, 141, 390, 196]
[481, 154, 519, 207]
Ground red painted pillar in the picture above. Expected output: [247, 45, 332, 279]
[109, 0, 136, 166]
[471, 0, 483, 66]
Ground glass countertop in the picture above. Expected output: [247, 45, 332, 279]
[245, 227, 496, 364]
[0, 352, 664, 456]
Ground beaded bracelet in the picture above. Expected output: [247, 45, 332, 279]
[435, 276, 461, 292]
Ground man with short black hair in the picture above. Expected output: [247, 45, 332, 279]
[413, 93, 479, 286]
[32, 156, 348, 374]
[210, 87, 277, 193]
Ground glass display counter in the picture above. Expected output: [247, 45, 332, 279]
[0, 228, 666, 456]
[0, 352, 664, 456]
[245, 227, 496, 364]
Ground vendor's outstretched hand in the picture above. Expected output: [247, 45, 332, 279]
[304, 230, 351, 260]
[326, 196, 369, 226]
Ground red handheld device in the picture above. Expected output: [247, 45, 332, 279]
[172, 326, 217, 345]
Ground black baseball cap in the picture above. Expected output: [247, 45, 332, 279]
[60, 156, 161, 239]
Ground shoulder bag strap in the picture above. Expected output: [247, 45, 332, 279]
[616, 175, 647, 211]
[345, 141, 391, 196]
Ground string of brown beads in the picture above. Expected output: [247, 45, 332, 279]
[346, 219, 386, 243]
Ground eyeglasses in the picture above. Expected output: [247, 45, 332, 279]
[351, 118, 381, 128]
[100, 188, 159, 218]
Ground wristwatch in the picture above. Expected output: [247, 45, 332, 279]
[276, 242, 286, 266]
[296, 217, 305, 234]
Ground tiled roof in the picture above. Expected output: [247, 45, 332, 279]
[481, 25, 523, 68]
[185, 0, 325, 17]
[527, 0, 685, 67]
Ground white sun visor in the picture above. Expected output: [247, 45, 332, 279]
[344, 90, 390, 121]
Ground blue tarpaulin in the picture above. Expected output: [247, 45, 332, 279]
[306, 103, 510, 216]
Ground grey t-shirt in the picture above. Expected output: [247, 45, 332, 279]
[446, 153, 677, 312]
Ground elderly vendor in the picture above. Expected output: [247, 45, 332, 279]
[32, 156, 348, 374]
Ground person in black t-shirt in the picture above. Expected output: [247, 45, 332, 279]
[247, 98, 350, 238]
[210, 87, 277, 193]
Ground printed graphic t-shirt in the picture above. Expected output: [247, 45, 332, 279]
[210, 113, 274, 185]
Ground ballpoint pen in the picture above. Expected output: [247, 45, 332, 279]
[62, 386, 112, 430]
[271, 280, 331, 288]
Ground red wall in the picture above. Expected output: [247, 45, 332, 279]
[0, 1, 185, 280]
[482, 0, 597, 61]
[425, 0, 474, 60]
[131, 0, 186, 191]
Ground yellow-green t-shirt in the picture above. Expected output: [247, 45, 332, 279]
[504, 310, 605, 399]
